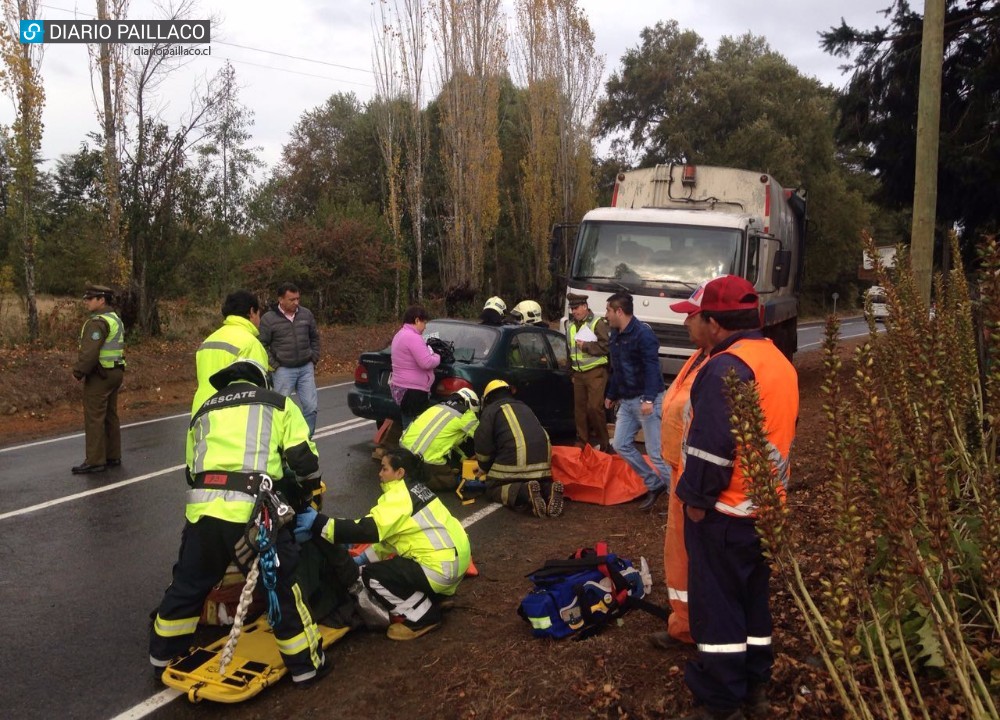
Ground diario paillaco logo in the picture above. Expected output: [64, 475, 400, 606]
[18, 19, 210, 44]
[20, 19, 44, 43]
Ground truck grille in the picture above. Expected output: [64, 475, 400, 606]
[646, 321, 696, 351]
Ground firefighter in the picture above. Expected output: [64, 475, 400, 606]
[510, 299, 546, 326]
[666, 276, 798, 720]
[191, 290, 269, 415]
[150, 359, 330, 685]
[473, 380, 563, 517]
[565, 292, 611, 452]
[294, 448, 471, 641]
[480, 296, 507, 326]
[399, 388, 480, 491]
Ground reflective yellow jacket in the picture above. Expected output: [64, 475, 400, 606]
[192, 316, 269, 414]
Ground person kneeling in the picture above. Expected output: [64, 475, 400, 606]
[400, 388, 480, 491]
[294, 449, 470, 640]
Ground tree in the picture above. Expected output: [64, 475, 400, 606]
[0, 0, 46, 341]
[821, 0, 1000, 266]
[431, 0, 506, 293]
[595, 25, 871, 295]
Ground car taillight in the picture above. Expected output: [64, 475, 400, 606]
[354, 364, 369, 384]
[434, 377, 472, 395]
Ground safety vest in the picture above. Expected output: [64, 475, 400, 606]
[400, 404, 479, 465]
[192, 315, 269, 414]
[568, 315, 609, 372]
[319, 479, 471, 594]
[185, 382, 319, 524]
[683, 337, 797, 518]
[80, 311, 125, 368]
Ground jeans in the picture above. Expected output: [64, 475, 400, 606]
[612, 394, 671, 493]
[273, 362, 318, 436]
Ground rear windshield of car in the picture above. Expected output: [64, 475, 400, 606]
[425, 321, 499, 362]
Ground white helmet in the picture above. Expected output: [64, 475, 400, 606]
[456, 387, 480, 414]
[483, 296, 506, 314]
[511, 300, 543, 325]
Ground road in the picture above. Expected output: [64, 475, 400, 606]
[0, 316, 878, 720]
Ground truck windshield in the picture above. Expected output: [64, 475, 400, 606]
[571, 221, 742, 286]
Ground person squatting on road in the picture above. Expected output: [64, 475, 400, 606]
[666, 275, 799, 720]
[390, 305, 441, 429]
[294, 448, 471, 641]
[604, 292, 670, 512]
[650, 281, 715, 651]
[191, 290, 269, 415]
[72, 284, 126, 474]
[259, 282, 321, 437]
[400, 388, 480, 491]
[566, 292, 611, 453]
[473, 379, 563, 518]
[150, 359, 330, 685]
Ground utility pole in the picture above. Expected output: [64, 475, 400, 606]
[909, 0, 945, 305]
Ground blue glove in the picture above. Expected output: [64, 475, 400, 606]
[353, 554, 369, 567]
[293, 507, 317, 543]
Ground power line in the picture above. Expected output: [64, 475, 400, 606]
[213, 41, 371, 75]
[209, 53, 374, 88]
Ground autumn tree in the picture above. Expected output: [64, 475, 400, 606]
[431, 0, 506, 293]
[0, 0, 46, 341]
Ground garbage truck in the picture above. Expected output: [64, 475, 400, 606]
[564, 163, 806, 374]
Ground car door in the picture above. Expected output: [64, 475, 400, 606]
[504, 329, 555, 421]
[539, 330, 574, 434]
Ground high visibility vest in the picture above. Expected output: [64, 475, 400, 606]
[568, 315, 609, 372]
[192, 316, 269, 414]
[80, 311, 125, 368]
[682, 337, 798, 518]
[319, 479, 471, 594]
[400, 404, 479, 465]
[185, 382, 319, 524]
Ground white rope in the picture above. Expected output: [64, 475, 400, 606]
[218, 555, 260, 676]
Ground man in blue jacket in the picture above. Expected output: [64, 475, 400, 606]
[604, 292, 670, 511]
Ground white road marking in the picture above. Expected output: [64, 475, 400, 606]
[798, 329, 879, 351]
[0, 381, 355, 454]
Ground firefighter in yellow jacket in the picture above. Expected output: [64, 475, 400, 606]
[473, 380, 563, 518]
[72, 285, 126, 474]
[150, 359, 330, 685]
[295, 448, 471, 641]
[400, 388, 480, 490]
[191, 290, 269, 414]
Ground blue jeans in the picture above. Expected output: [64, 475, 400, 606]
[273, 363, 318, 436]
[612, 394, 671, 493]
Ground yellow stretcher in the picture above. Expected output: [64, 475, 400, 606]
[162, 618, 349, 703]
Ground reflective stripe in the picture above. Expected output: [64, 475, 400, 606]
[686, 446, 735, 467]
[153, 614, 199, 638]
[191, 414, 211, 473]
[408, 406, 460, 456]
[503, 404, 527, 467]
[667, 587, 688, 603]
[568, 316, 609, 372]
[528, 615, 553, 630]
[747, 635, 772, 646]
[186, 488, 256, 505]
[715, 499, 755, 517]
[424, 558, 460, 587]
[413, 508, 450, 551]
[198, 340, 241, 355]
[276, 631, 311, 656]
[698, 642, 747, 653]
[488, 461, 551, 479]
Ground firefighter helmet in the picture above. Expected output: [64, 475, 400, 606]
[483, 379, 510, 401]
[511, 300, 543, 325]
[483, 296, 506, 314]
[456, 387, 481, 414]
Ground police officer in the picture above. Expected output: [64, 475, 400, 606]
[566, 293, 611, 452]
[191, 290, 269, 414]
[150, 359, 329, 685]
[667, 276, 798, 720]
[295, 448, 471, 641]
[400, 388, 480, 490]
[473, 380, 563, 517]
[72, 285, 125, 474]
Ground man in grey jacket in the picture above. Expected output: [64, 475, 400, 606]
[259, 282, 321, 435]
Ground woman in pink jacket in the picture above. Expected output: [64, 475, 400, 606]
[390, 305, 441, 428]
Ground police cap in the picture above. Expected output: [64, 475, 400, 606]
[566, 293, 589, 308]
[83, 284, 114, 300]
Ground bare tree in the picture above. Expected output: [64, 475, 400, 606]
[90, 0, 130, 287]
[372, 0, 406, 315]
[0, 0, 45, 340]
[431, 0, 506, 292]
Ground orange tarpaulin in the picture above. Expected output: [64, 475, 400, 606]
[551, 444, 649, 505]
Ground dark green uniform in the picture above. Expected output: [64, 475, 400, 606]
[474, 396, 552, 509]
[74, 310, 125, 466]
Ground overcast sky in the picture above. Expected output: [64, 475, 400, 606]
[9, 0, 887, 172]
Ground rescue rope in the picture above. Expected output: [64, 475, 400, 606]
[218, 555, 260, 676]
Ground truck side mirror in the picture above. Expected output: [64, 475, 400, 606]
[772, 250, 792, 289]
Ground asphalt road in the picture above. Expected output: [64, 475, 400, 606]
[0, 316, 878, 720]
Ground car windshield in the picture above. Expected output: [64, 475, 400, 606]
[424, 321, 499, 362]
[572, 221, 742, 286]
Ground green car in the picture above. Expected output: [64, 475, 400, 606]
[347, 319, 575, 437]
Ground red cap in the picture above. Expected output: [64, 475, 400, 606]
[670, 275, 759, 315]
